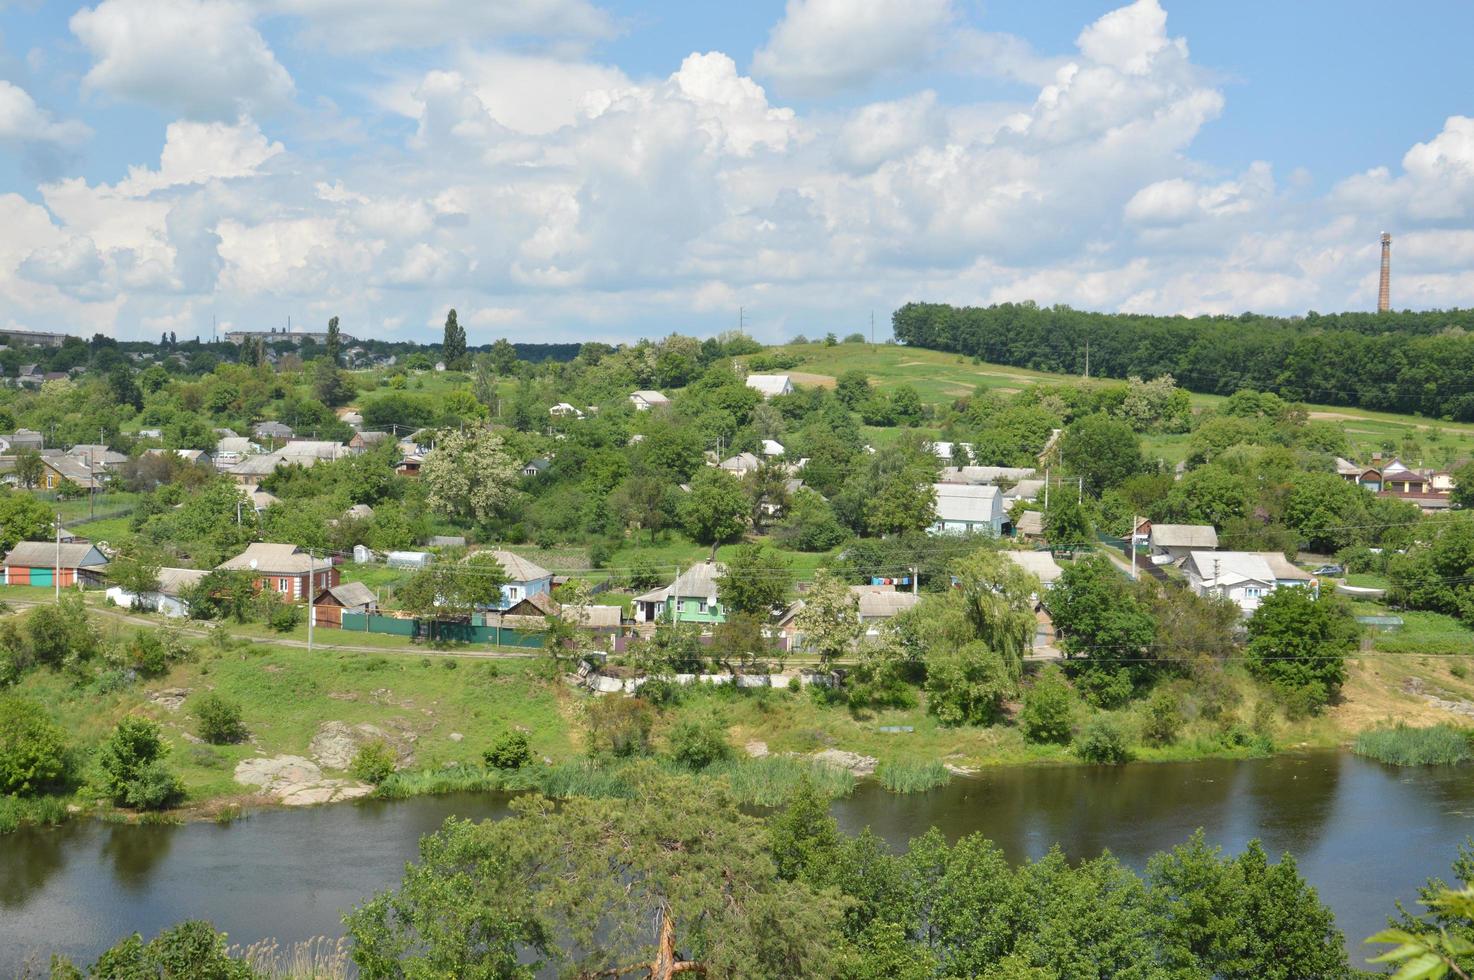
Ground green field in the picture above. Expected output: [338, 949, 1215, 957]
[761, 342, 1474, 466]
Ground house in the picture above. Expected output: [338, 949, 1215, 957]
[252, 421, 295, 441]
[15, 364, 43, 388]
[929, 483, 1003, 536]
[246, 490, 281, 512]
[477, 550, 554, 610]
[66, 445, 127, 468]
[1184, 552, 1278, 615]
[213, 436, 262, 469]
[1002, 479, 1046, 507]
[229, 442, 347, 486]
[339, 411, 364, 429]
[1148, 524, 1219, 565]
[938, 466, 1038, 485]
[344, 503, 375, 520]
[3, 542, 109, 587]
[1379, 459, 1428, 495]
[549, 403, 585, 419]
[311, 581, 379, 628]
[629, 390, 670, 410]
[522, 457, 551, 477]
[560, 604, 623, 635]
[745, 374, 792, 398]
[213, 427, 239, 438]
[633, 561, 726, 624]
[1335, 456, 1381, 490]
[348, 431, 390, 453]
[144, 447, 211, 466]
[1253, 552, 1317, 591]
[776, 584, 920, 647]
[0, 429, 44, 452]
[38, 454, 104, 491]
[217, 543, 339, 603]
[760, 439, 785, 457]
[1014, 510, 1045, 540]
[1005, 550, 1065, 587]
[105, 567, 209, 618]
[719, 452, 761, 475]
[395, 453, 423, 477]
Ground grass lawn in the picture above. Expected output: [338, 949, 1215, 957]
[14, 643, 576, 806]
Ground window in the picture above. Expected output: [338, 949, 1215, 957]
[694, 600, 707, 614]
[1245, 587, 1261, 599]
[278, 578, 290, 593]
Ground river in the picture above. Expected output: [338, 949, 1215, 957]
[2, 751, 1471, 973]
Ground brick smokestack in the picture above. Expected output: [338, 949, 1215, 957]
[1378, 232, 1392, 313]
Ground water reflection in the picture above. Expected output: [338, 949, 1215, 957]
[0, 823, 75, 908]
[101, 823, 177, 889]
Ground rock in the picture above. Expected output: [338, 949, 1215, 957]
[744, 740, 769, 758]
[310, 721, 415, 770]
[812, 749, 879, 776]
[233, 755, 373, 806]
[147, 688, 189, 712]
[448, 732, 464, 742]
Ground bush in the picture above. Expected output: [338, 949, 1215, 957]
[1019, 666, 1073, 744]
[585, 697, 655, 758]
[265, 602, 302, 633]
[1140, 689, 1184, 746]
[483, 730, 532, 770]
[1075, 717, 1134, 765]
[193, 693, 246, 745]
[667, 716, 732, 770]
[97, 717, 181, 810]
[350, 741, 397, 784]
[1354, 724, 1472, 766]
[58, 921, 255, 979]
[0, 695, 69, 795]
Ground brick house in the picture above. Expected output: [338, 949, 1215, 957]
[217, 543, 338, 602]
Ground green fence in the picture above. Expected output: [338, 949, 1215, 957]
[339, 611, 545, 647]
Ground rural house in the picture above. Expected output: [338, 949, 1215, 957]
[1184, 552, 1279, 615]
[485, 550, 554, 611]
[629, 390, 670, 410]
[217, 543, 338, 603]
[3, 541, 109, 587]
[929, 483, 1003, 536]
[633, 561, 726, 624]
[1148, 524, 1219, 565]
[745, 374, 792, 398]
[105, 567, 209, 618]
[37, 453, 104, 491]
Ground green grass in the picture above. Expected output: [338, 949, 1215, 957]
[875, 758, 951, 793]
[1353, 724, 1472, 766]
[1345, 573, 1391, 589]
[705, 755, 856, 805]
[0, 794, 72, 833]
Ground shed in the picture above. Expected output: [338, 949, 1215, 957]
[3, 541, 109, 587]
[312, 580, 379, 627]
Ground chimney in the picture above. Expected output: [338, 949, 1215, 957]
[1378, 232, 1392, 313]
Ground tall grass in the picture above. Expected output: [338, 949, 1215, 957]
[876, 759, 951, 793]
[706, 756, 856, 806]
[375, 760, 638, 801]
[236, 936, 350, 979]
[1354, 725, 1472, 766]
[0, 794, 72, 834]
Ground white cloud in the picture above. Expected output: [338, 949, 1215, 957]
[1334, 115, 1474, 221]
[258, 0, 615, 52]
[119, 118, 284, 195]
[752, 0, 953, 97]
[1125, 162, 1275, 226]
[71, 0, 294, 120]
[0, 80, 91, 147]
[1075, 0, 1176, 75]
[835, 91, 944, 172]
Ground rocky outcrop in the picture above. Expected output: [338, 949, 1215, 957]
[233, 755, 373, 806]
[309, 721, 416, 770]
[811, 749, 878, 776]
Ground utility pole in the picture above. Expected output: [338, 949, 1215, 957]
[738, 307, 746, 332]
[306, 551, 316, 654]
[870, 310, 875, 346]
[1084, 338, 1090, 379]
[910, 566, 918, 595]
[1131, 516, 1139, 580]
[53, 516, 60, 601]
[1043, 467, 1050, 510]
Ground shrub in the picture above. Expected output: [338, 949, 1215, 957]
[0, 695, 69, 795]
[266, 602, 302, 633]
[483, 730, 532, 770]
[667, 716, 732, 770]
[61, 921, 255, 979]
[1075, 716, 1134, 764]
[97, 717, 181, 810]
[585, 697, 655, 758]
[193, 693, 246, 745]
[1354, 724, 1472, 766]
[124, 632, 169, 677]
[1019, 666, 1073, 744]
[1141, 689, 1184, 746]
[350, 741, 397, 784]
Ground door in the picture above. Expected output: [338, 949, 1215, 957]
[30, 567, 52, 587]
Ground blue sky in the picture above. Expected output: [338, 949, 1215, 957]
[0, 0, 1471, 343]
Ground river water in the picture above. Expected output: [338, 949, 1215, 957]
[3, 751, 1472, 973]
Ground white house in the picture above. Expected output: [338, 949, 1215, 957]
[745, 374, 792, 398]
[938, 466, 1037, 485]
[629, 390, 670, 410]
[1149, 524, 1219, 565]
[106, 567, 209, 618]
[760, 439, 785, 457]
[1185, 551, 1278, 615]
[929, 483, 1003, 536]
[719, 452, 761, 475]
[549, 402, 585, 419]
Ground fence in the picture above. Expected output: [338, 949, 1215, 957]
[339, 611, 546, 648]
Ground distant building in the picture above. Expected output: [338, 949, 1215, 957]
[745, 374, 793, 398]
[629, 390, 671, 410]
[0, 328, 71, 348]
[3, 542, 109, 587]
[224, 328, 354, 345]
[1148, 524, 1219, 565]
[929, 483, 1003, 536]
[217, 543, 338, 603]
[106, 567, 209, 618]
[634, 561, 727, 625]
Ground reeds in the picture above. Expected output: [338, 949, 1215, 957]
[1353, 724, 1472, 766]
[875, 759, 951, 793]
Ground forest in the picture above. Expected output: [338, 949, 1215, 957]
[891, 302, 1474, 420]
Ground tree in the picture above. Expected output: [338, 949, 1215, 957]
[865, 469, 936, 536]
[1283, 471, 1366, 554]
[610, 475, 675, 543]
[951, 548, 1039, 682]
[1048, 554, 1157, 706]
[1043, 493, 1093, 548]
[483, 730, 532, 770]
[107, 549, 162, 603]
[421, 428, 521, 525]
[95, 716, 182, 810]
[1245, 588, 1357, 713]
[926, 640, 1013, 726]
[1064, 413, 1144, 494]
[715, 543, 792, 616]
[488, 337, 517, 374]
[667, 716, 732, 770]
[441, 308, 468, 369]
[775, 487, 848, 552]
[0, 695, 68, 794]
[1019, 665, 1074, 743]
[398, 552, 509, 621]
[793, 570, 863, 667]
[313, 353, 353, 407]
[325, 315, 342, 366]
[13, 448, 44, 490]
[344, 779, 849, 979]
[55, 921, 256, 979]
[0, 490, 53, 551]
[680, 468, 749, 545]
[835, 370, 872, 408]
[1453, 461, 1474, 510]
[193, 693, 246, 745]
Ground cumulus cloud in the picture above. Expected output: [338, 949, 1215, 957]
[259, 0, 615, 52]
[0, 80, 91, 147]
[752, 0, 953, 97]
[71, 0, 294, 120]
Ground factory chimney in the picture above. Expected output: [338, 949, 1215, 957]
[1377, 232, 1392, 313]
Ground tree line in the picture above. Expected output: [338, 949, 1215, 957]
[892, 301, 1474, 419]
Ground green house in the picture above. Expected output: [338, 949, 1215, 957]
[633, 561, 726, 625]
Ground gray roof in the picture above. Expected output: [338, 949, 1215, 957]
[486, 550, 552, 583]
[1186, 551, 1275, 587]
[429, 535, 466, 547]
[42, 455, 104, 488]
[851, 587, 920, 619]
[218, 543, 318, 574]
[1254, 552, 1313, 583]
[215, 437, 258, 455]
[939, 466, 1038, 485]
[66, 445, 127, 466]
[277, 440, 348, 460]
[1015, 511, 1045, 535]
[1150, 524, 1219, 549]
[1004, 550, 1064, 585]
[344, 504, 375, 520]
[1003, 479, 1046, 502]
[318, 581, 377, 608]
[3, 542, 108, 569]
[745, 374, 791, 396]
[561, 603, 622, 628]
[630, 390, 670, 404]
[253, 421, 295, 438]
[933, 483, 1001, 524]
[156, 567, 209, 596]
[670, 561, 723, 600]
[719, 452, 760, 472]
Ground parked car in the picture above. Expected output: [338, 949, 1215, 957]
[1312, 564, 1344, 576]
